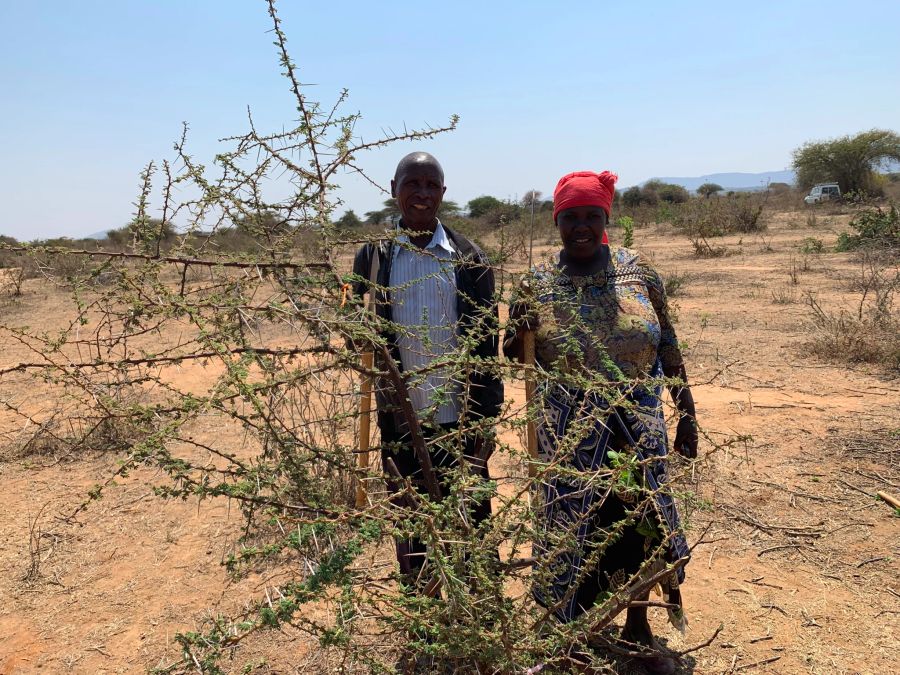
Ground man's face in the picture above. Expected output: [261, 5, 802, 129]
[391, 163, 446, 232]
[556, 206, 608, 261]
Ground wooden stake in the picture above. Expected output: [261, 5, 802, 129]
[523, 330, 538, 477]
[355, 350, 374, 509]
[877, 491, 900, 511]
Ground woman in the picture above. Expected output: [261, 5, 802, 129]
[505, 171, 697, 675]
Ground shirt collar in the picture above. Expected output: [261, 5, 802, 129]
[395, 220, 455, 254]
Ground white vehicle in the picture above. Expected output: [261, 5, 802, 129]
[804, 183, 841, 205]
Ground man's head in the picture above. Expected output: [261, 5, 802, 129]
[391, 152, 446, 233]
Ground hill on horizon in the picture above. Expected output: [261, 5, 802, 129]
[642, 170, 796, 192]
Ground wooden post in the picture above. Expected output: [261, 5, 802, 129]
[354, 248, 381, 509]
[523, 330, 538, 478]
[355, 350, 375, 509]
[877, 491, 900, 511]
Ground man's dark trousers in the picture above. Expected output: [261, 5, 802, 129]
[380, 419, 492, 584]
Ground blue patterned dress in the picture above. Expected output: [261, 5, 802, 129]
[509, 248, 690, 624]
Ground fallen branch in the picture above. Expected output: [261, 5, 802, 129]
[676, 623, 724, 656]
[735, 655, 781, 670]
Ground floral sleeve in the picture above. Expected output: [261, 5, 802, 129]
[641, 264, 684, 375]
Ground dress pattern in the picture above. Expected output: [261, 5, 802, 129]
[521, 248, 690, 623]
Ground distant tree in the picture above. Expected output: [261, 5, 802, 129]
[364, 198, 401, 225]
[697, 182, 724, 199]
[106, 218, 177, 252]
[105, 226, 132, 248]
[639, 182, 660, 206]
[364, 209, 386, 225]
[466, 195, 503, 218]
[335, 209, 362, 229]
[380, 198, 401, 221]
[438, 200, 461, 218]
[622, 186, 643, 209]
[657, 183, 689, 204]
[362, 199, 458, 225]
[792, 128, 900, 194]
[641, 180, 688, 204]
[768, 182, 792, 195]
[521, 190, 543, 211]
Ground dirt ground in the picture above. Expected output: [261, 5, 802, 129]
[0, 209, 897, 674]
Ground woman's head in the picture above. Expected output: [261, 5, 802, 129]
[553, 171, 618, 261]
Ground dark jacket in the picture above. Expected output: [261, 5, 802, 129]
[351, 225, 503, 440]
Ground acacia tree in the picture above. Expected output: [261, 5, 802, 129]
[438, 199, 461, 218]
[335, 209, 363, 228]
[0, 2, 723, 672]
[622, 186, 643, 209]
[521, 189, 542, 211]
[466, 195, 502, 218]
[792, 128, 900, 195]
[697, 183, 723, 199]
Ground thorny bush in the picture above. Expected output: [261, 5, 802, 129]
[672, 193, 768, 257]
[804, 249, 899, 370]
[0, 2, 724, 672]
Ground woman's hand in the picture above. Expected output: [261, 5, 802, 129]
[509, 302, 540, 331]
[503, 302, 539, 363]
[674, 414, 698, 459]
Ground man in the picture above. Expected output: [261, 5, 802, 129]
[351, 152, 503, 586]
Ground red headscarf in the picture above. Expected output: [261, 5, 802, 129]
[553, 170, 618, 244]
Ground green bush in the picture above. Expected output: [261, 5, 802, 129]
[800, 237, 825, 254]
[835, 203, 899, 253]
[615, 215, 634, 248]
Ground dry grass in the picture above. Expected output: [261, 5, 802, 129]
[802, 251, 900, 370]
[771, 286, 796, 305]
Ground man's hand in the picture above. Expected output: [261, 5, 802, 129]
[674, 415, 698, 459]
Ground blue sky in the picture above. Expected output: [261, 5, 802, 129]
[2, 0, 898, 240]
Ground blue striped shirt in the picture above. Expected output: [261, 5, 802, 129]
[389, 221, 460, 424]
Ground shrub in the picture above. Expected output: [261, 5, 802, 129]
[663, 269, 692, 297]
[728, 194, 766, 233]
[655, 203, 677, 225]
[0, 253, 37, 296]
[799, 237, 824, 254]
[615, 215, 634, 247]
[834, 203, 899, 254]
[672, 193, 767, 255]
[772, 286, 796, 304]
[803, 251, 899, 369]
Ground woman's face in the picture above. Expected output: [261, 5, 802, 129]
[556, 206, 608, 261]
